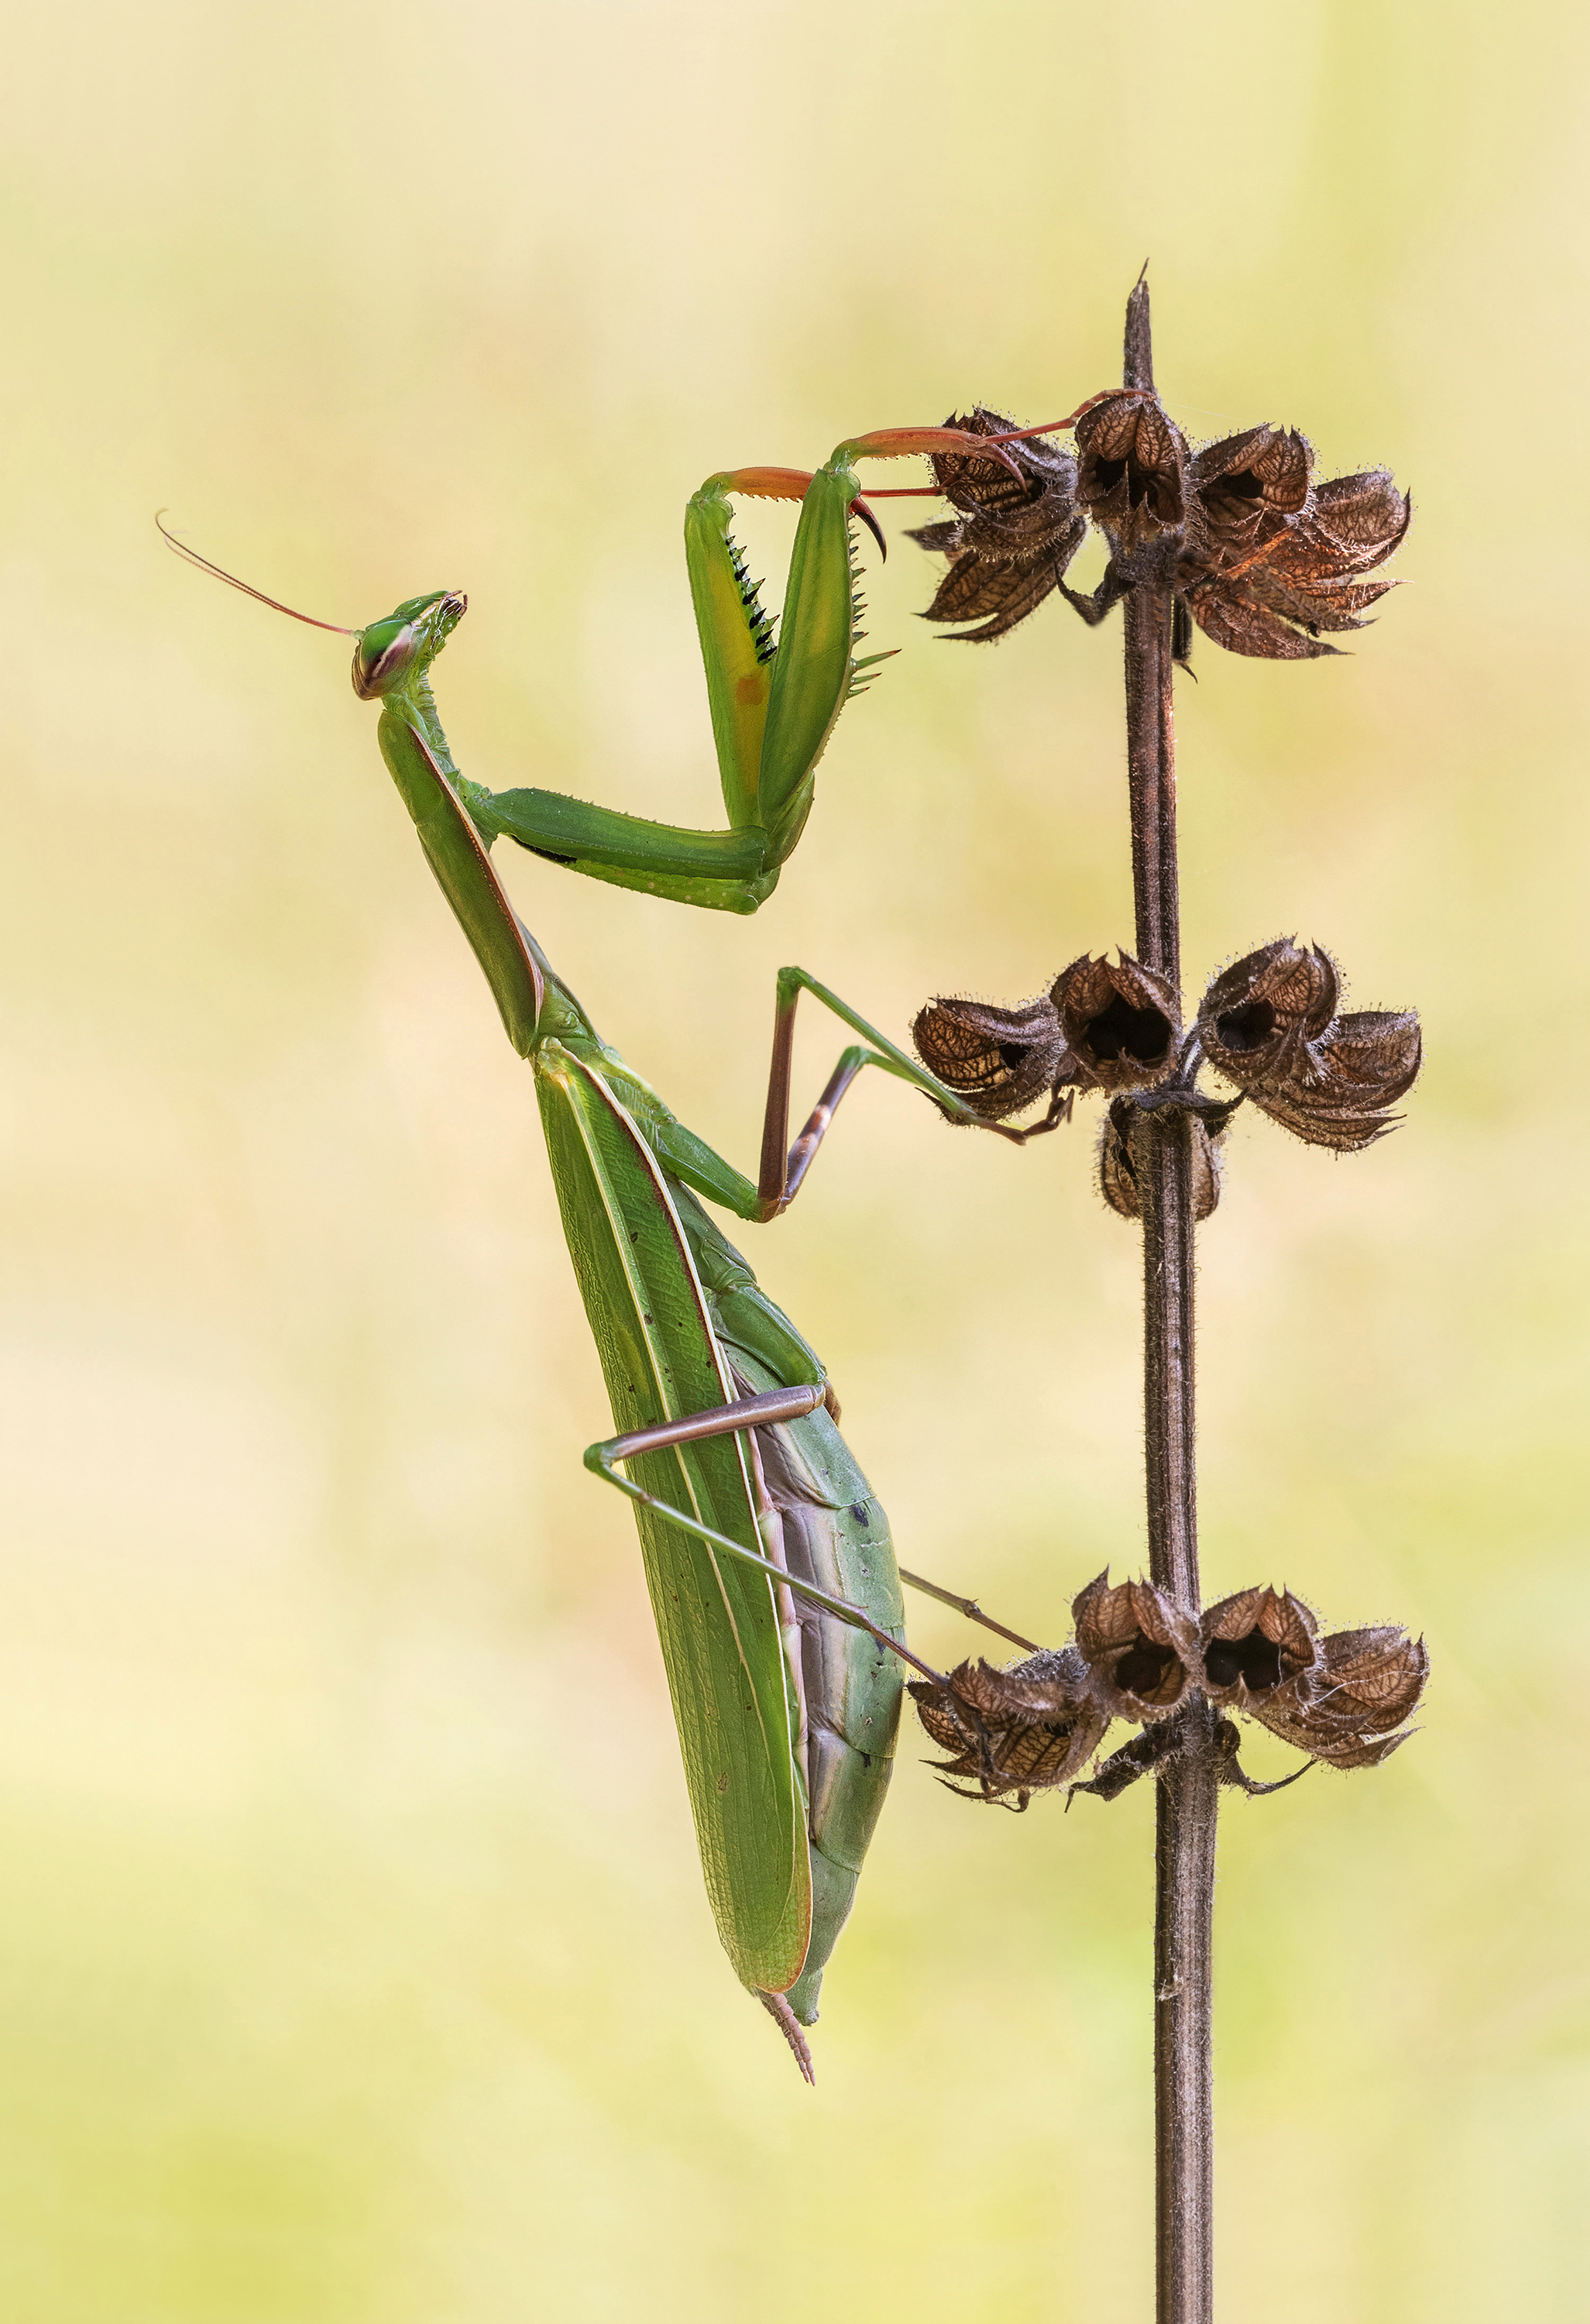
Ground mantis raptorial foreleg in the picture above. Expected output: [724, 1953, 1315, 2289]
[165, 421, 1025, 918]
[456, 428, 1025, 913]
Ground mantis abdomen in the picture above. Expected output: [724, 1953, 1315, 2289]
[739, 1382, 905, 2027]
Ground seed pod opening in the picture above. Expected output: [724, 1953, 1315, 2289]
[1074, 392, 1189, 555]
[1072, 1572, 1198, 1721]
[1200, 1587, 1318, 1703]
[1053, 953, 1180, 1092]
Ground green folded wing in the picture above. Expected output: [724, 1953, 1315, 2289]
[535, 1041, 811, 1995]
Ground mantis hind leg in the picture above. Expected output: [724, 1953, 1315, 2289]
[586, 1387, 946, 1685]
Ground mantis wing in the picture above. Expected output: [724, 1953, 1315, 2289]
[677, 1187, 905, 2026]
[535, 1041, 812, 1996]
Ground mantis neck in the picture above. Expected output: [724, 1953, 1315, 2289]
[400, 667, 458, 780]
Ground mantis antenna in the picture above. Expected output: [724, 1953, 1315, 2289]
[155, 513, 358, 634]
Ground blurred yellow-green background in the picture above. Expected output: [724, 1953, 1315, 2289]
[3, 2, 1586, 2317]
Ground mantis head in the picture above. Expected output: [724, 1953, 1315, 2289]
[351, 590, 468, 701]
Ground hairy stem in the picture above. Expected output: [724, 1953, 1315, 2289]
[1121, 273, 1217, 2324]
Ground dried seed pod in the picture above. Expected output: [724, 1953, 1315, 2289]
[1098, 1097, 1224, 1222]
[1181, 466, 1410, 660]
[912, 991, 1082, 1122]
[908, 1647, 1109, 1808]
[1073, 391, 1190, 558]
[908, 408, 1088, 644]
[1072, 1571, 1199, 1721]
[1200, 1587, 1319, 1704]
[1053, 952, 1180, 1092]
[1188, 425, 1314, 566]
[1197, 938, 1420, 1151]
[907, 388, 1408, 661]
[1237, 1619, 1429, 1770]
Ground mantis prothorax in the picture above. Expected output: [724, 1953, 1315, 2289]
[167, 423, 1024, 916]
[169, 537, 1035, 2077]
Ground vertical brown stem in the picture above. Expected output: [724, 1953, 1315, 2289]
[1121, 273, 1217, 2324]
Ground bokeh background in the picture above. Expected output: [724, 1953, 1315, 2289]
[2, 2, 1586, 2317]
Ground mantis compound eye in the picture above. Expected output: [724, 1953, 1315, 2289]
[352, 617, 419, 699]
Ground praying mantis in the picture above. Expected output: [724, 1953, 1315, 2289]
[164, 425, 1032, 2073]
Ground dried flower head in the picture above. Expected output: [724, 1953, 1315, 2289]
[1099, 1096, 1224, 1222]
[1182, 466, 1410, 661]
[1074, 390, 1189, 561]
[1199, 1586, 1319, 1703]
[1187, 426, 1313, 561]
[1053, 952, 1180, 1092]
[906, 408, 1088, 643]
[1197, 938, 1421, 1150]
[1200, 1589, 1428, 1769]
[911, 385, 1408, 662]
[1072, 1571, 1198, 1721]
[908, 1648, 1108, 1809]
[912, 990, 1080, 1124]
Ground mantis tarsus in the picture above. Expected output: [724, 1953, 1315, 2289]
[166, 448, 1030, 2072]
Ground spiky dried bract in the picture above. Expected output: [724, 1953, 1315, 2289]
[1053, 952, 1180, 1092]
[1201, 1593, 1429, 1769]
[908, 1647, 1108, 1808]
[1197, 938, 1421, 1150]
[1074, 392, 1189, 556]
[907, 408, 1089, 645]
[912, 991, 1080, 1122]
[1099, 1098, 1224, 1222]
[1072, 1571, 1198, 1720]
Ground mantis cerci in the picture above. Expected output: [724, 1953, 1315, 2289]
[163, 433, 1035, 2075]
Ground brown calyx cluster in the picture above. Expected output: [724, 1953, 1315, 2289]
[910, 1573, 1427, 1810]
[1197, 939, 1421, 1152]
[912, 937, 1420, 1214]
[909, 399, 1410, 661]
[912, 950, 1176, 1115]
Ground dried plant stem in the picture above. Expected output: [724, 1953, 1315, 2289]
[1121, 279, 1217, 2324]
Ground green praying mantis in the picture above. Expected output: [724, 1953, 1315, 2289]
[165, 425, 1035, 2075]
